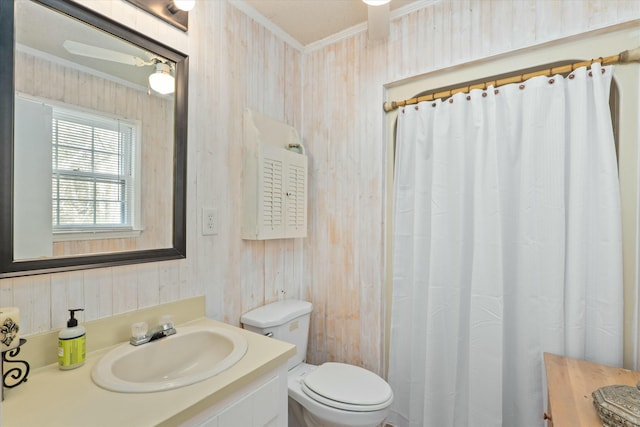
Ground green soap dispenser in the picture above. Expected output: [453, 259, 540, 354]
[58, 309, 86, 370]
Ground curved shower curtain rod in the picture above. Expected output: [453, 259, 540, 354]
[383, 47, 640, 113]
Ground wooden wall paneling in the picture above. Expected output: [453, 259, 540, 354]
[356, 34, 372, 371]
[88, 69, 104, 112]
[137, 263, 161, 308]
[304, 48, 317, 364]
[586, 0, 619, 30]
[254, 21, 268, 112]
[261, 23, 289, 306]
[188, 0, 219, 321]
[265, 242, 285, 303]
[13, 275, 51, 335]
[50, 270, 85, 329]
[535, 0, 559, 44]
[62, 66, 80, 109]
[424, 4, 443, 72]
[48, 60, 65, 101]
[217, 1, 243, 326]
[0, 278, 14, 308]
[434, 2, 464, 64]
[340, 37, 358, 367]
[357, 33, 384, 374]
[141, 93, 158, 250]
[237, 240, 266, 323]
[326, 41, 341, 365]
[304, 32, 381, 369]
[303, 50, 324, 365]
[234, 4, 264, 326]
[15, 52, 33, 95]
[510, 0, 537, 51]
[111, 265, 138, 314]
[284, 44, 302, 133]
[227, 3, 250, 321]
[282, 240, 298, 300]
[491, 0, 514, 54]
[159, 260, 181, 304]
[33, 56, 50, 98]
[82, 267, 114, 322]
[179, 256, 196, 301]
[477, 0, 497, 56]
[450, 0, 471, 65]
[214, 0, 244, 325]
[201, 0, 222, 267]
[385, 15, 400, 83]
[283, 45, 304, 303]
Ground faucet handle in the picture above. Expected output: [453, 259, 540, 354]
[159, 315, 174, 330]
[131, 321, 148, 339]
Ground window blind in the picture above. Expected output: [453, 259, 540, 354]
[52, 109, 135, 230]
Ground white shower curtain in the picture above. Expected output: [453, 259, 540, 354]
[387, 64, 623, 427]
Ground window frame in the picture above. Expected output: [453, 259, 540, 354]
[18, 93, 143, 242]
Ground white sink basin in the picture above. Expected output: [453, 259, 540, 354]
[91, 325, 248, 393]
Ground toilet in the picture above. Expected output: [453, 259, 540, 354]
[241, 300, 393, 427]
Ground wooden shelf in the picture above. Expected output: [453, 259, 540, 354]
[544, 352, 640, 426]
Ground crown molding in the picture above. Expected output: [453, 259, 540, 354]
[229, 0, 305, 51]
[305, 0, 439, 53]
[231, 0, 439, 54]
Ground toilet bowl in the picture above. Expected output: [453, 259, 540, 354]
[241, 300, 393, 427]
[288, 363, 392, 427]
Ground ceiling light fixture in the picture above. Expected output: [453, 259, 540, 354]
[172, 0, 195, 12]
[362, 0, 391, 5]
[148, 62, 175, 95]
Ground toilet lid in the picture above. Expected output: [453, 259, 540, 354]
[301, 363, 393, 412]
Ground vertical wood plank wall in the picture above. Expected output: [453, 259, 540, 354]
[1, 0, 638, 380]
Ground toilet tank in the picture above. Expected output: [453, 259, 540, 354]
[241, 300, 312, 370]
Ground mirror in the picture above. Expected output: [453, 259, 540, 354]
[0, 0, 188, 277]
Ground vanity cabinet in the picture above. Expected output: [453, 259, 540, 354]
[2, 309, 297, 427]
[181, 364, 288, 427]
[543, 352, 640, 427]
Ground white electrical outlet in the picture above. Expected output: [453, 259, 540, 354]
[202, 208, 218, 235]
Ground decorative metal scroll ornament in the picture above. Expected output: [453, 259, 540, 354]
[1, 338, 29, 400]
[593, 383, 640, 427]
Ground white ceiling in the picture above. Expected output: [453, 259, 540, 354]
[241, 0, 420, 46]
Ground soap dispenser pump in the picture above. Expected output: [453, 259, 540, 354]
[58, 308, 86, 370]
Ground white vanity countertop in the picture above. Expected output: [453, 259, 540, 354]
[2, 317, 295, 427]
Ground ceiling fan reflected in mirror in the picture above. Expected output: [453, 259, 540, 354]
[362, 0, 391, 41]
[62, 40, 175, 94]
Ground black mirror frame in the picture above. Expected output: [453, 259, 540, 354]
[0, 0, 188, 278]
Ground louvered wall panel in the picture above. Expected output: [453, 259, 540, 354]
[285, 153, 307, 237]
[261, 154, 284, 232]
[243, 144, 307, 240]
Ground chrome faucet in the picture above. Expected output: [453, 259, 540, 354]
[129, 316, 176, 346]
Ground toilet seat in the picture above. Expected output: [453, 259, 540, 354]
[301, 363, 393, 412]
